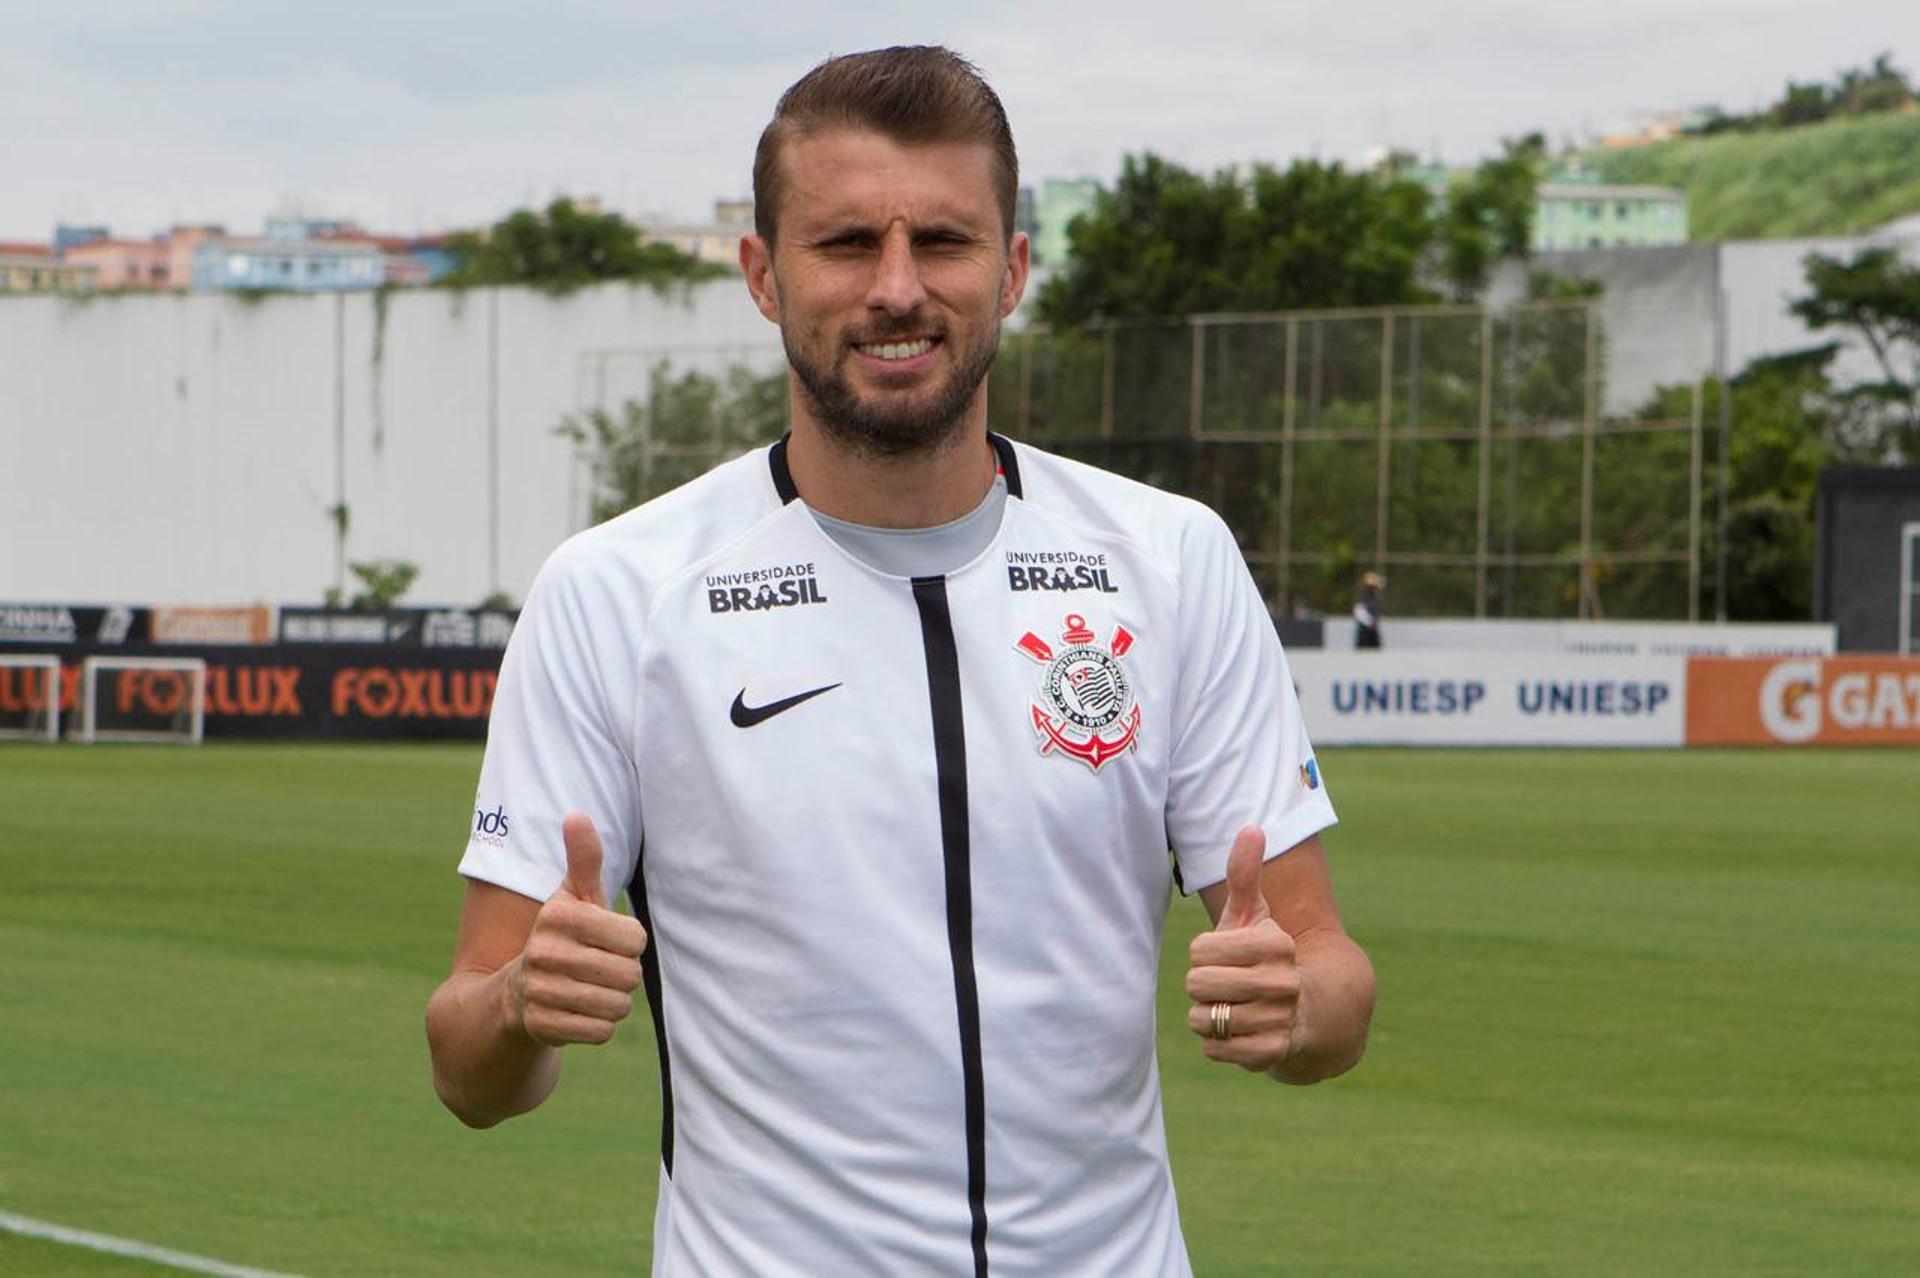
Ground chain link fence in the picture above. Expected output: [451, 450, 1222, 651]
[575, 300, 1708, 620]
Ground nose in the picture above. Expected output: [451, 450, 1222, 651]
[866, 224, 927, 317]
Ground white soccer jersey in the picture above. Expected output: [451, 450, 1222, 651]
[460, 435, 1336, 1277]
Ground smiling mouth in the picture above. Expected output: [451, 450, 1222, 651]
[854, 336, 939, 362]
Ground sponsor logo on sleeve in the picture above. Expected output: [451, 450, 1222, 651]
[473, 805, 510, 847]
[1300, 757, 1320, 790]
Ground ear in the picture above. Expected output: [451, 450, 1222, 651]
[740, 234, 781, 324]
[999, 230, 1031, 319]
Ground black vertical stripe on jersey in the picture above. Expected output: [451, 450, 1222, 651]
[627, 851, 674, 1178]
[768, 435, 799, 504]
[911, 576, 990, 1278]
[987, 433, 1022, 498]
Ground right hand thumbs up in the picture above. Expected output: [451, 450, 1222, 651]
[562, 811, 608, 907]
[511, 811, 648, 1048]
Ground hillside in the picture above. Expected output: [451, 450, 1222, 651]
[1576, 108, 1920, 240]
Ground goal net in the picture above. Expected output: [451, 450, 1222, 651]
[76, 656, 207, 745]
[0, 654, 63, 742]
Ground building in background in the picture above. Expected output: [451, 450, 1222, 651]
[1598, 107, 1715, 150]
[166, 225, 226, 287]
[184, 216, 457, 291]
[53, 224, 109, 253]
[0, 243, 96, 293]
[191, 234, 384, 292]
[641, 199, 753, 268]
[1033, 177, 1101, 268]
[62, 236, 172, 289]
[1015, 186, 1039, 249]
[1535, 171, 1688, 251]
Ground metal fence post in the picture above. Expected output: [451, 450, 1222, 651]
[1689, 378, 1703, 622]
[1376, 312, 1394, 575]
[1579, 303, 1597, 620]
[1278, 317, 1299, 608]
[1475, 310, 1493, 617]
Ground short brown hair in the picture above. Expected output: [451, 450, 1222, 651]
[752, 45, 1019, 245]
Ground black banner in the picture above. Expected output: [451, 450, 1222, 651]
[278, 607, 518, 649]
[0, 603, 150, 646]
[0, 642, 502, 740]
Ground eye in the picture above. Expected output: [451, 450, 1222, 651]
[915, 231, 974, 253]
[815, 231, 877, 255]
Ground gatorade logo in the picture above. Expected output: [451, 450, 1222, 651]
[1756, 659, 1920, 742]
[1758, 660, 1823, 743]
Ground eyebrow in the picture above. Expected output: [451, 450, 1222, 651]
[805, 221, 984, 248]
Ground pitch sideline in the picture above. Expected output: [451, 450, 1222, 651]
[0, 1210, 300, 1277]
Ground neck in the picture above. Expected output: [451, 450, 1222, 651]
[783, 394, 997, 529]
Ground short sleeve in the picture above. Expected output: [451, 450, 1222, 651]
[458, 541, 643, 905]
[1165, 512, 1336, 891]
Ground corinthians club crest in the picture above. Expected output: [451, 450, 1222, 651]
[1015, 613, 1141, 772]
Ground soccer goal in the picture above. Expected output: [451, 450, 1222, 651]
[0, 654, 64, 742]
[1902, 521, 1919, 657]
[75, 656, 208, 745]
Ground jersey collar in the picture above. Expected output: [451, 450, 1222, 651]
[767, 433, 1024, 507]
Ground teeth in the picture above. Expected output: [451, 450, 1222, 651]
[862, 338, 934, 361]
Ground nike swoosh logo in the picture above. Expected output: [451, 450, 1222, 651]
[730, 683, 842, 728]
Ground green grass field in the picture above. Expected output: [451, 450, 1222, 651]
[2, 743, 1916, 1275]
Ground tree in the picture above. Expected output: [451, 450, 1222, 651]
[442, 198, 730, 292]
[557, 362, 788, 521]
[323, 559, 420, 611]
[1436, 134, 1546, 299]
[1634, 347, 1837, 620]
[1034, 142, 1546, 325]
[1034, 154, 1439, 326]
[1790, 246, 1920, 459]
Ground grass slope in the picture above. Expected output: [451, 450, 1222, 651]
[1577, 110, 1920, 240]
[1, 743, 1916, 1274]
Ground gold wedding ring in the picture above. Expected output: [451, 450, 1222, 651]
[1209, 1001, 1232, 1041]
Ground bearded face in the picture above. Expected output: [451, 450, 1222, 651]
[745, 128, 1028, 460]
[780, 306, 1002, 458]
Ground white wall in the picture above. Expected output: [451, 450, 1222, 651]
[1, 280, 780, 606]
[1486, 230, 1920, 414]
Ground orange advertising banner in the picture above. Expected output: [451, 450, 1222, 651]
[151, 605, 275, 645]
[1686, 656, 1920, 746]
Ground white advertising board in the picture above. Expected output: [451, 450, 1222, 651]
[1288, 651, 1688, 747]
[1324, 619, 1835, 657]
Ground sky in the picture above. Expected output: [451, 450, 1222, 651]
[3, 1, 1915, 242]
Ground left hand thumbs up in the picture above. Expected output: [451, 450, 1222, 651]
[1187, 824, 1303, 1072]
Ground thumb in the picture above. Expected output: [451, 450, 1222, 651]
[561, 811, 607, 908]
[1216, 826, 1271, 931]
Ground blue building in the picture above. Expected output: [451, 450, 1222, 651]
[53, 224, 109, 253]
[191, 236, 385, 292]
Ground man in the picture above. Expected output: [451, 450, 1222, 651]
[427, 46, 1374, 1276]
[1354, 571, 1386, 649]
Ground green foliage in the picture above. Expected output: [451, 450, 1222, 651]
[441, 198, 731, 293]
[1035, 154, 1441, 325]
[558, 363, 788, 522]
[1036, 143, 1547, 324]
[1576, 109, 1920, 239]
[1436, 134, 1546, 299]
[345, 558, 420, 611]
[1634, 347, 1838, 620]
[1790, 246, 1920, 458]
[1689, 52, 1914, 135]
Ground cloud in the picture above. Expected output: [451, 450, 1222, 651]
[1, 0, 1912, 239]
